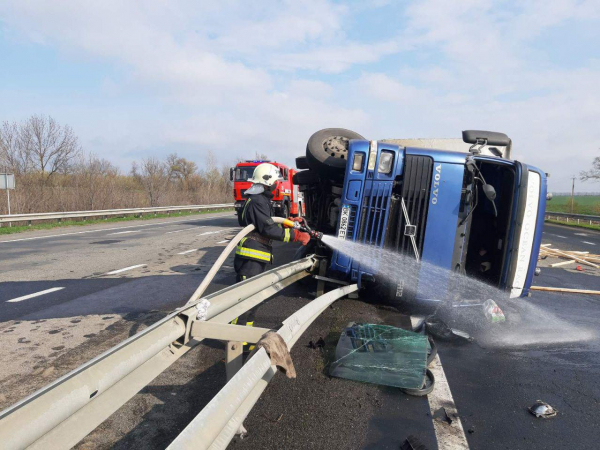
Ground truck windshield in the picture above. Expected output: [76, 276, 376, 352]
[235, 167, 255, 181]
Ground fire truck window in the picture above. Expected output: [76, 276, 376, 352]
[235, 167, 255, 181]
[280, 168, 288, 180]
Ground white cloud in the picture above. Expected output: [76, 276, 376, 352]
[0, 0, 599, 191]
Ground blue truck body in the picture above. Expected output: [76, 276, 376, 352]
[329, 139, 547, 301]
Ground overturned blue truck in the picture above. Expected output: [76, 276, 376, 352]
[294, 128, 547, 304]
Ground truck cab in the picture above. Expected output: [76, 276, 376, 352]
[231, 160, 302, 225]
[295, 129, 546, 303]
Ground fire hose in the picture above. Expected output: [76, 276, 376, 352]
[185, 217, 322, 305]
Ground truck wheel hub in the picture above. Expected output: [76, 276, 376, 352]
[323, 136, 349, 159]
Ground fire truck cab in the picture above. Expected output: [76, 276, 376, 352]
[230, 160, 303, 225]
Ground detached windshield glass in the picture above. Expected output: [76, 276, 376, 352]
[235, 167, 255, 181]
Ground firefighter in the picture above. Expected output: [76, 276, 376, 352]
[233, 163, 310, 331]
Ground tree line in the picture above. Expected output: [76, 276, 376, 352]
[0, 115, 238, 215]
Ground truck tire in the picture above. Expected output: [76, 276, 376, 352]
[306, 128, 365, 175]
[296, 156, 309, 170]
[293, 169, 320, 185]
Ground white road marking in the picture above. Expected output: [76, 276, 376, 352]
[428, 354, 470, 450]
[6, 287, 65, 303]
[105, 264, 147, 275]
[582, 241, 596, 245]
[165, 227, 202, 234]
[216, 240, 229, 244]
[575, 233, 589, 236]
[555, 235, 567, 238]
[108, 230, 139, 235]
[0, 213, 233, 244]
[178, 249, 198, 255]
[198, 230, 223, 236]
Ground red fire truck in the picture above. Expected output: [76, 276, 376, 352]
[230, 160, 303, 225]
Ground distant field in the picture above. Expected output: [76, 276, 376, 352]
[548, 195, 600, 215]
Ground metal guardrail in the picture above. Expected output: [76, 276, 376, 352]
[0, 256, 347, 450]
[545, 211, 600, 224]
[169, 283, 358, 450]
[0, 203, 234, 225]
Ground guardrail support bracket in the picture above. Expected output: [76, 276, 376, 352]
[192, 321, 271, 344]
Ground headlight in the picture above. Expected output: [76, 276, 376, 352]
[352, 153, 364, 171]
[378, 151, 394, 174]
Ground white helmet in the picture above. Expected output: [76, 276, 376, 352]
[245, 163, 281, 194]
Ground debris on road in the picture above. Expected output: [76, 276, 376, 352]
[530, 286, 600, 295]
[483, 299, 506, 323]
[329, 323, 428, 389]
[432, 406, 455, 424]
[400, 435, 429, 450]
[425, 317, 474, 342]
[539, 245, 600, 269]
[307, 337, 325, 349]
[528, 400, 558, 418]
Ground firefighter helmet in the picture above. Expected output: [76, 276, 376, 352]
[245, 163, 281, 194]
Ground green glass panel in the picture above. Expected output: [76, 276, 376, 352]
[329, 323, 428, 389]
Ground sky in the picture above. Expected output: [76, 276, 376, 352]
[1, 0, 599, 192]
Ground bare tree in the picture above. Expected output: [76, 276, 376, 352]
[167, 153, 198, 191]
[75, 153, 119, 209]
[0, 121, 31, 174]
[132, 157, 168, 206]
[21, 115, 81, 176]
[580, 156, 600, 182]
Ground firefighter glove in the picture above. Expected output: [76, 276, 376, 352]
[293, 229, 311, 246]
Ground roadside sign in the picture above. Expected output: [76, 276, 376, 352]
[1, 173, 15, 190]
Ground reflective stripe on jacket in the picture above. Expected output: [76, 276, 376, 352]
[236, 191, 292, 263]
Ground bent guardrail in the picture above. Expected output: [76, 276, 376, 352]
[0, 203, 234, 226]
[168, 283, 359, 450]
[0, 256, 318, 450]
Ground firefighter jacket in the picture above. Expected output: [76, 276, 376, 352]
[236, 190, 292, 263]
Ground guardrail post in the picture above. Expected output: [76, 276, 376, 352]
[226, 342, 243, 382]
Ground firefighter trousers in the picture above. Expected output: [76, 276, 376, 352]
[233, 256, 267, 326]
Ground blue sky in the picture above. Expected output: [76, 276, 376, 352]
[1, 0, 599, 192]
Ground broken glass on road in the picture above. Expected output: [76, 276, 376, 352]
[329, 323, 428, 389]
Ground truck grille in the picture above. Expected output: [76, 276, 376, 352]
[384, 155, 433, 258]
[357, 183, 393, 245]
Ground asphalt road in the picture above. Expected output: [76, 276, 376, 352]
[1, 218, 599, 449]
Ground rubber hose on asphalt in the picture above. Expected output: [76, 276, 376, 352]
[185, 217, 287, 306]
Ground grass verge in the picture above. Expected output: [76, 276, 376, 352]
[0, 208, 234, 236]
[545, 218, 600, 232]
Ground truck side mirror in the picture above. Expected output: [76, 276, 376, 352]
[229, 168, 234, 182]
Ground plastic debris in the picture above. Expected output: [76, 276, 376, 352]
[528, 400, 557, 418]
[308, 337, 325, 349]
[400, 435, 428, 450]
[195, 299, 211, 321]
[483, 299, 506, 323]
[425, 317, 473, 342]
[576, 265, 583, 271]
[433, 407, 454, 425]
